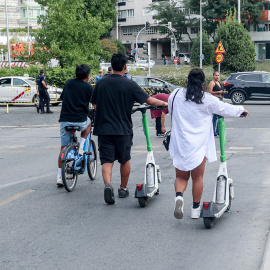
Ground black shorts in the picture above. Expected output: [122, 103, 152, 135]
[98, 135, 133, 165]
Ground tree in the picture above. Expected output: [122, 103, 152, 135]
[185, 0, 263, 41]
[214, 9, 256, 72]
[149, 0, 197, 47]
[99, 39, 118, 61]
[34, 0, 117, 68]
[190, 31, 214, 66]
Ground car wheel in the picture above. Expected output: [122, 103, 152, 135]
[231, 91, 246, 104]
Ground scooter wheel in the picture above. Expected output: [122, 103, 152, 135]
[203, 217, 214, 229]
[138, 197, 146, 208]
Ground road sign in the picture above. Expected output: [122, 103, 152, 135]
[216, 53, 223, 64]
[215, 41, 225, 54]
[200, 54, 204, 60]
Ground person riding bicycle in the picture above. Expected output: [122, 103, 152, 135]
[91, 52, 168, 205]
[57, 64, 94, 187]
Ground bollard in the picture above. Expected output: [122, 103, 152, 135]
[6, 103, 9, 114]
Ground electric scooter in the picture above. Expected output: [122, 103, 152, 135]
[132, 104, 164, 208]
[201, 116, 235, 229]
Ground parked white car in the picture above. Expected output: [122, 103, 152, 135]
[134, 60, 155, 70]
[0, 76, 62, 105]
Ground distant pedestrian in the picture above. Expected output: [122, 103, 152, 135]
[173, 57, 179, 69]
[36, 69, 53, 114]
[96, 69, 104, 82]
[104, 66, 113, 77]
[208, 71, 228, 136]
[184, 55, 189, 65]
[164, 55, 168, 66]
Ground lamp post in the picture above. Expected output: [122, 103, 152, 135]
[238, 0, 241, 23]
[200, 0, 202, 69]
[5, 0, 11, 69]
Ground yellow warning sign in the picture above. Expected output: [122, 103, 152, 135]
[215, 41, 225, 54]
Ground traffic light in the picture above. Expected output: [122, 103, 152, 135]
[145, 21, 150, 30]
[143, 43, 148, 55]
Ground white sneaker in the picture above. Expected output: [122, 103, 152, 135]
[57, 175, 63, 187]
[78, 147, 84, 156]
[174, 196, 184, 219]
[191, 205, 201, 219]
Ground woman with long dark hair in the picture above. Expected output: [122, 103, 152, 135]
[168, 68, 249, 220]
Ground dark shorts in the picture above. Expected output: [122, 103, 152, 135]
[98, 135, 133, 165]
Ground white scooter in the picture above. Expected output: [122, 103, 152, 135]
[133, 104, 163, 208]
[201, 115, 237, 229]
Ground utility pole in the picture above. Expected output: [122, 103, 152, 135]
[27, 0, 31, 56]
[5, 0, 11, 69]
[238, 0, 241, 23]
[200, 0, 202, 69]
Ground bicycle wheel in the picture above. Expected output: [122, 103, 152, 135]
[62, 146, 78, 192]
[87, 139, 97, 180]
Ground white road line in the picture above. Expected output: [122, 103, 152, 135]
[0, 190, 34, 207]
[229, 147, 254, 150]
[0, 174, 55, 190]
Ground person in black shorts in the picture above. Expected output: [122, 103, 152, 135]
[91, 52, 168, 205]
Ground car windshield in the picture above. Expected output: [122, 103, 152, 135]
[24, 79, 36, 85]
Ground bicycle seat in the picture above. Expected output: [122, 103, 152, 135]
[65, 126, 81, 132]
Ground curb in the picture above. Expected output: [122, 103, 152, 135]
[261, 230, 270, 270]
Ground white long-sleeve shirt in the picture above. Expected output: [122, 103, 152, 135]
[168, 88, 244, 171]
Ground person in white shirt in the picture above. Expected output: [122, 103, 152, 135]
[169, 68, 249, 220]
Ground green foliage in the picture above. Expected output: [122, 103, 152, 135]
[112, 40, 126, 55]
[149, 0, 197, 45]
[190, 31, 214, 66]
[214, 9, 256, 72]
[99, 39, 118, 61]
[0, 44, 7, 53]
[185, 0, 262, 40]
[34, 0, 116, 68]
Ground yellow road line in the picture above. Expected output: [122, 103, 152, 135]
[0, 190, 34, 207]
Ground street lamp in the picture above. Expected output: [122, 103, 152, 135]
[238, 0, 241, 23]
[200, 0, 202, 69]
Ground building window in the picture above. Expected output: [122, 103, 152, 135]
[146, 27, 158, 35]
[133, 27, 144, 35]
[143, 8, 156, 16]
[191, 27, 199, 34]
[119, 0, 133, 2]
[123, 28, 133, 35]
[180, 27, 188, 34]
[257, 24, 268, 32]
[119, 9, 134, 18]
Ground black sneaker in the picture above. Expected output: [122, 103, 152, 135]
[104, 184, 115, 204]
[157, 132, 166, 138]
[46, 110, 54, 114]
[36, 106, 40, 113]
[118, 187, 129, 198]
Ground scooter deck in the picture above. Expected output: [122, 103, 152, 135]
[135, 184, 158, 198]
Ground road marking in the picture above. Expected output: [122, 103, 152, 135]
[251, 128, 269, 130]
[229, 147, 253, 150]
[0, 190, 34, 207]
[0, 124, 59, 128]
[0, 173, 55, 189]
[134, 145, 160, 149]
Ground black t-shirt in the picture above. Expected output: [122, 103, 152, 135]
[91, 74, 149, 135]
[59, 78, 94, 122]
[36, 74, 47, 91]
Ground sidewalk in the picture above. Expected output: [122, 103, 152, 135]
[261, 230, 270, 269]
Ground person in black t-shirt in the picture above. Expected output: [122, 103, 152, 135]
[91, 52, 168, 205]
[36, 69, 53, 114]
[57, 64, 94, 187]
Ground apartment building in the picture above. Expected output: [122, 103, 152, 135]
[113, 0, 270, 61]
[111, 0, 194, 60]
[0, 0, 43, 46]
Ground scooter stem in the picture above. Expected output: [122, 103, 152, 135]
[142, 113, 152, 152]
[218, 117, 226, 162]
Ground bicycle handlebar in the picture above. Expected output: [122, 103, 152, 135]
[132, 104, 167, 114]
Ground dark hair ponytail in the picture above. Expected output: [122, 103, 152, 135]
[186, 68, 205, 104]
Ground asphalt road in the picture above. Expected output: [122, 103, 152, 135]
[0, 100, 270, 270]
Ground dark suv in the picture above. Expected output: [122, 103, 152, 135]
[223, 71, 270, 104]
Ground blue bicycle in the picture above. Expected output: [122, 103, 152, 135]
[60, 109, 97, 192]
